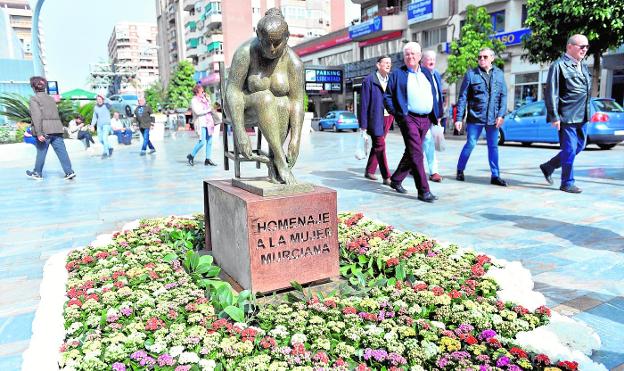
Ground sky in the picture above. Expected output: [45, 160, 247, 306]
[43, 0, 156, 92]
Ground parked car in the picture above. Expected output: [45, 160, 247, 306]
[318, 111, 359, 132]
[499, 98, 624, 150]
[109, 94, 139, 118]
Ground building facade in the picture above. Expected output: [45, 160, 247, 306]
[0, 0, 47, 75]
[294, 0, 621, 117]
[155, 0, 187, 86]
[107, 22, 159, 94]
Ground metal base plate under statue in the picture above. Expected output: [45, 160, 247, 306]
[203, 180, 339, 293]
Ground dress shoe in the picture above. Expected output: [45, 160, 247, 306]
[205, 159, 217, 166]
[186, 154, 194, 166]
[365, 173, 378, 181]
[418, 192, 438, 203]
[383, 178, 391, 186]
[490, 177, 508, 187]
[456, 170, 465, 181]
[540, 164, 553, 185]
[390, 181, 407, 194]
[429, 173, 442, 182]
[560, 185, 582, 193]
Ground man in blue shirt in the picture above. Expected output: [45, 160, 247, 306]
[454, 48, 508, 186]
[384, 42, 440, 203]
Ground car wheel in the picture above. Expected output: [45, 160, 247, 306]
[521, 142, 532, 147]
[498, 129, 505, 145]
[352, 128, 357, 132]
[597, 143, 617, 150]
[318, 124, 324, 131]
[332, 124, 337, 132]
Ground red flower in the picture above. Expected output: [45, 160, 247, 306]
[148, 271, 159, 280]
[449, 289, 462, 299]
[112, 271, 125, 280]
[85, 293, 99, 302]
[95, 251, 109, 259]
[196, 297, 209, 304]
[510, 347, 528, 359]
[413, 283, 428, 292]
[334, 358, 346, 367]
[241, 327, 257, 342]
[145, 317, 165, 331]
[431, 286, 444, 296]
[342, 306, 357, 315]
[260, 336, 276, 349]
[313, 351, 329, 364]
[211, 318, 232, 331]
[465, 335, 478, 345]
[465, 279, 477, 288]
[291, 343, 306, 356]
[114, 281, 124, 288]
[513, 305, 529, 315]
[67, 298, 82, 307]
[496, 300, 506, 310]
[536, 305, 552, 317]
[145, 262, 156, 269]
[102, 287, 111, 293]
[167, 309, 178, 319]
[81, 256, 94, 264]
[344, 213, 363, 226]
[471, 264, 485, 277]
[557, 361, 579, 370]
[65, 261, 78, 272]
[185, 303, 197, 312]
[323, 299, 337, 308]
[535, 354, 551, 365]
[66, 287, 83, 299]
[355, 364, 371, 371]
[487, 337, 501, 348]
[386, 258, 400, 268]
[82, 280, 95, 289]
[475, 254, 491, 265]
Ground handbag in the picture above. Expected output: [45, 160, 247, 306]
[431, 125, 446, 152]
[354, 131, 370, 160]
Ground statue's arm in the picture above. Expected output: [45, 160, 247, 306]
[225, 42, 252, 157]
[286, 49, 305, 168]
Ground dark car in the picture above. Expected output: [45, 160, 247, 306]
[318, 111, 359, 132]
[499, 98, 624, 149]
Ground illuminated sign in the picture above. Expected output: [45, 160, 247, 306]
[305, 68, 343, 94]
[490, 29, 531, 46]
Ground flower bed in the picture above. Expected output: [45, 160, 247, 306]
[50, 213, 604, 370]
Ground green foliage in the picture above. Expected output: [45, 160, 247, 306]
[0, 125, 16, 143]
[0, 93, 77, 126]
[522, 0, 624, 95]
[77, 102, 95, 126]
[446, 5, 505, 84]
[166, 60, 196, 110]
[303, 93, 309, 112]
[144, 81, 167, 112]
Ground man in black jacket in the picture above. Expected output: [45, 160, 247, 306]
[134, 97, 155, 156]
[539, 34, 591, 193]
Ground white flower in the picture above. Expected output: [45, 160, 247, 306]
[178, 351, 200, 364]
[290, 333, 307, 345]
[169, 345, 185, 357]
[199, 359, 216, 371]
[66, 322, 82, 335]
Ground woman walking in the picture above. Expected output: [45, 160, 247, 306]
[26, 76, 76, 180]
[186, 84, 216, 166]
[92, 92, 113, 158]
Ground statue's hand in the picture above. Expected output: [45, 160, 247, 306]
[286, 142, 299, 168]
[236, 133, 253, 159]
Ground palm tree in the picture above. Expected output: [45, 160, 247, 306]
[0, 93, 76, 125]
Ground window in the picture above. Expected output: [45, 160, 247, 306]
[363, 5, 378, 19]
[422, 27, 447, 48]
[516, 102, 545, 118]
[490, 11, 505, 33]
[319, 51, 353, 66]
[514, 73, 539, 108]
[362, 39, 402, 60]
[521, 5, 528, 27]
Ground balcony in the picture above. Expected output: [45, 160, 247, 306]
[203, 33, 223, 46]
[187, 37, 199, 49]
[183, 0, 195, 11]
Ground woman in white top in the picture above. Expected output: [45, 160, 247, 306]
[186, 84, 216, 166]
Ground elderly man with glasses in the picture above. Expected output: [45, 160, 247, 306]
[454, 47, 508, 186]
[539, 34, 592, 193]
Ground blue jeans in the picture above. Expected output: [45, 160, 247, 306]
[140, 128, 155, 151]
[98, 125, 111, 155]
[457, 124, 500, 177]
[543, 123, 587, 187]
[113, 130, 132, 145]
[34, 134, 73, 175]
[191, 127, 213, 159]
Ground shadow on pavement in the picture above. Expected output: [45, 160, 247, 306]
[480, 213, 624, 252]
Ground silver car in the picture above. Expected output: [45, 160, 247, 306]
[109, 94, 139, 118]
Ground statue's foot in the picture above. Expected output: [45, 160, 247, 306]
[280, 170, 297, 185]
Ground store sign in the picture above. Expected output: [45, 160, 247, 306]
[491, 29, 531, 46]
[348, 16, 382, 39]
[295, 34, 351, 57]
[407, 0, 433, 25]
[305, 69, 343, 94]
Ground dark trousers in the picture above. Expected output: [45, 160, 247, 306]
[140, 128, 155, 151]
[543, 122, 587, 187]
[391, 113, 431, 193]
[365, 115, 393, 179]
[77, 131, 95, 148]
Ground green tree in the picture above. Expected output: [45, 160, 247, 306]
[166, 60, 196, 110]
[77, 102, 96, 126]
[522, 0, 624, 96]
[446, 5, 505, 84]
[144, 81, 167, 112]
[0, 93, 76, 125]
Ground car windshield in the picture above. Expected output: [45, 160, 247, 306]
[339, 112, 356, 119]
[593, 99, 624, 112]
[122, 95, 138, 101]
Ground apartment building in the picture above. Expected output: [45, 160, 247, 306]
[0, 0, 47, 73]
[294, 0, 623, 116]
[107, 22, 159, 93]
[155, 0, 187, 85]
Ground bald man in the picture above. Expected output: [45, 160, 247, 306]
[539, 34, 592, 193]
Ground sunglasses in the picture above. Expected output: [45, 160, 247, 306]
[574, 44, 589, 50]
[477, 55, 489, 60]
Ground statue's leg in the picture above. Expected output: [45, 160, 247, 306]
[251, 91, 295, 184]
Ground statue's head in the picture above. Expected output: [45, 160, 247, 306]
[256, 8, 289, 60]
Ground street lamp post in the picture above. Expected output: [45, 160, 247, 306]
[32, 0, 46, 76]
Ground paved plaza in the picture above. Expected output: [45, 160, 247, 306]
[0, 129, 623, 370]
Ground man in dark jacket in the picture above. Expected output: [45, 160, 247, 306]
[384, 42, 440, 203]
[539, 34, 592, 193]
[134, 97, 155, 156]
[455, 48, 508, 186]
[359, 55, 393, 185]
[27, 76, 76, 180]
